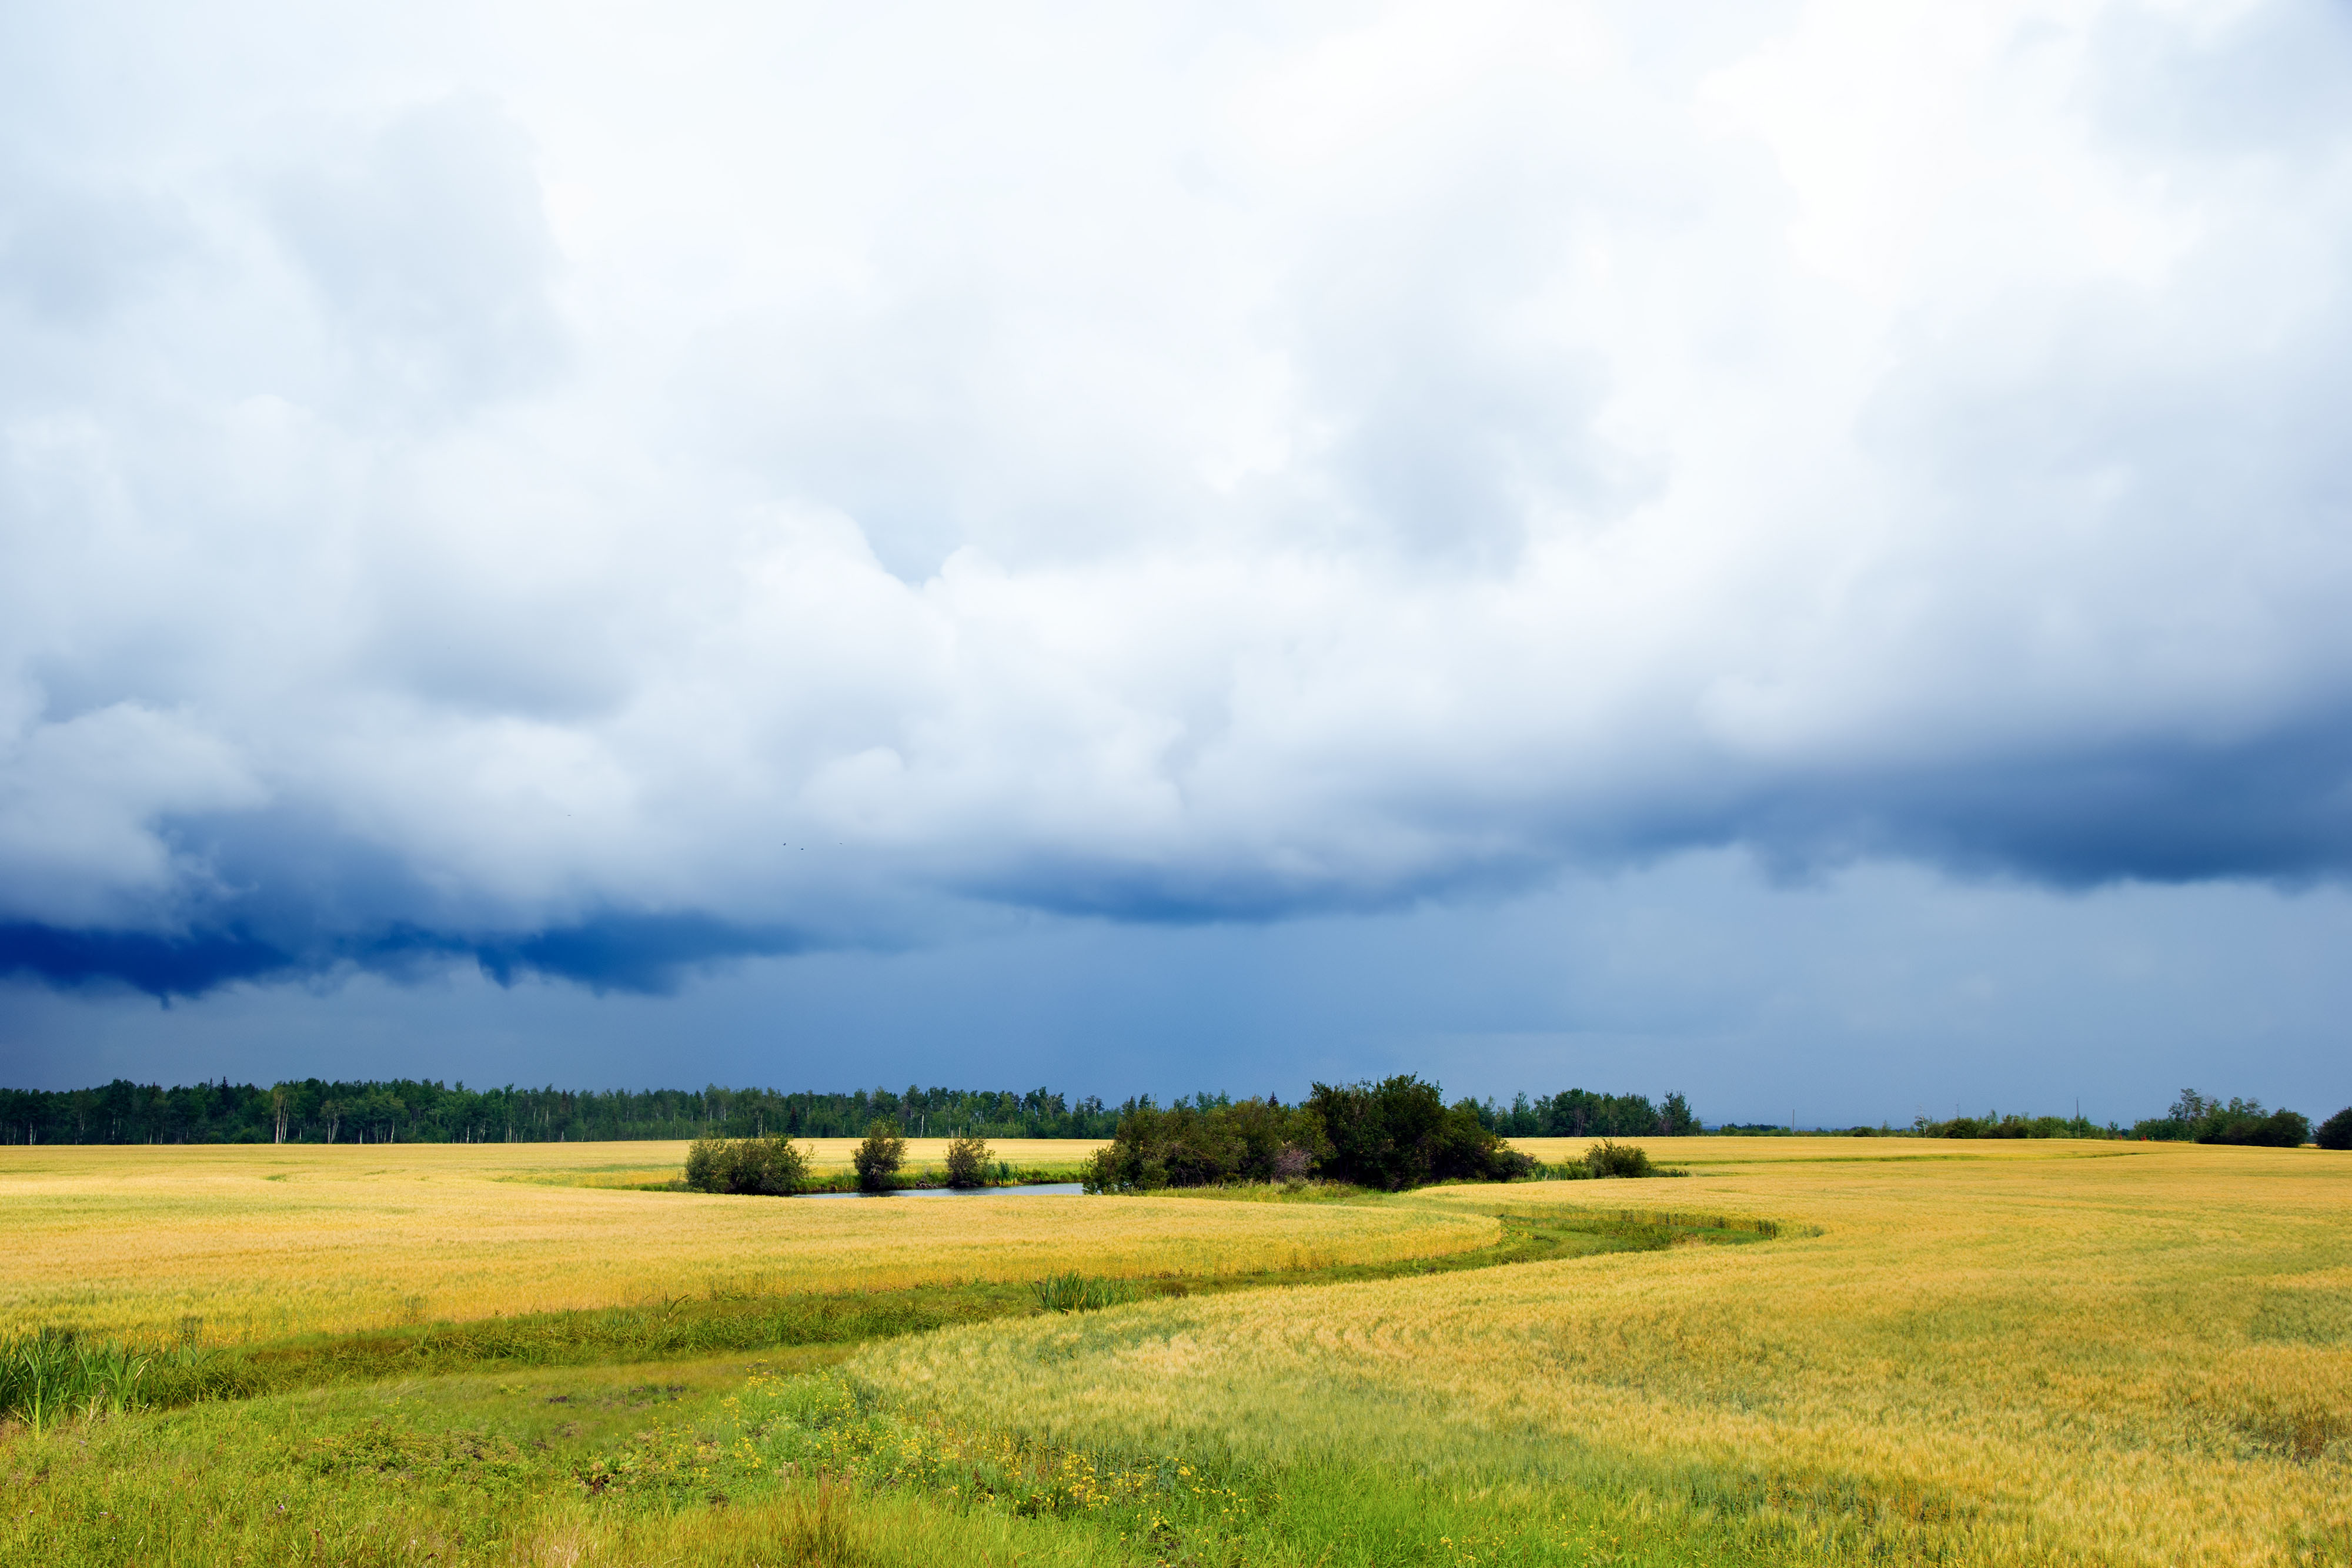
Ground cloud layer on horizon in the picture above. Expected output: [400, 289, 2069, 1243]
[5, 0, 2352, 995]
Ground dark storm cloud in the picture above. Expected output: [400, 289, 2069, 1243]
[0, 922, 296, 997]
[0, 911, 801, 999]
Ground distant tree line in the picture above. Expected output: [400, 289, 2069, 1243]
[0, 1076, 1701, 1146]
[18, 1073, 2330, 1152]
[1907, 1111, 2119, 1141]
[0, 1079, 1123, 1145]
[1913, 1089, 2340, 1147]
[2120, 1089, 2313, 1147]
[1470, 1088, 1697, 1138]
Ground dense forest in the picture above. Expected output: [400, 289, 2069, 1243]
[0, 1078, 1702, 1146]
[14, 1075, 2330, 1149]
[0, 1079, 1121, 1145]
[1469, 1088, 1696, 1138]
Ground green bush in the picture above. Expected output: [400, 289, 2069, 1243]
[2200, 1107, 2311, 1148]
[1543, 1140, 1687, 1180]
[683, 1135, 812, 1195]
[853, 1119, 907, 1193]
[1084, 1097, 1330, 1192]
[2133, 1089, 2310, 1146]
[1583, 1139, 1655, 1178]
[943, 1131, 992, 1188]
[1084, 1078, 1537, 1193]
[1307, 1076, 1535, 1191]
[2318, 1107, 2352, 1152]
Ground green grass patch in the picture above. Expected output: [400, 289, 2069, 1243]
[2, 1208, 1779, 1425]
[0, 1359, 1823, 1568]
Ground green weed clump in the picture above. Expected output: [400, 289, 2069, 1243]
[0, 1329, 151, 1430]
[1031, 1274, 1142, 1314]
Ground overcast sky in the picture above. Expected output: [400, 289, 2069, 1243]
[4, 0, 2349, 1122]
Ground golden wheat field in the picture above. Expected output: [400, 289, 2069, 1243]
[857, 1138, 2352, 1568]
[0, 1141, 1492, 1343]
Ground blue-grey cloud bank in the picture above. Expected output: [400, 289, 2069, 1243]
[3, 1, 2351, 1111]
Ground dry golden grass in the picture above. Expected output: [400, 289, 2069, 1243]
[1504, 1134, 1987, 1165]
[857, 1138, 2352, 1567]
[0, 1142, 1494, 1345]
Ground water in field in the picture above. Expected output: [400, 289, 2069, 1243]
[796, 1182, 1087, 1199]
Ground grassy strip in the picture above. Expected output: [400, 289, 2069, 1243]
[3, 1207, 1769, 1421]
[731, 1371, 1861, 1567]
[0, 1358, 1804, 1568]
[129, 1284, 1038, 1407]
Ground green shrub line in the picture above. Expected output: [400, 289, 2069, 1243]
[679, 1105, 1704, 1201]
[676, 1131, 1088, 1196]
[0, 1206, 1780, 1425]
[680, 1126, 1076, 1196]
[1910, 1089, 2345, 1146]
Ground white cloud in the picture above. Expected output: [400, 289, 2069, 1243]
[3, 0, 2350, 986]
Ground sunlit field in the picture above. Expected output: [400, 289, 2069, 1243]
[856, 1138, 2352, 1565]
[4, 1138, 2347, 1566]
[0, 1141, 1486, 1343]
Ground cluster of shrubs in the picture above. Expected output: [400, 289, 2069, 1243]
[1084, 1075, 1672, 1193]
[2131, 1091, 2316, 1147]
[684, 1119, 1000, 1195]
[2323, 1108, 2352, 1151]
[1912, 1113, 2109, 1140]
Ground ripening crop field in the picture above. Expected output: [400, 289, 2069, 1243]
[857, 1138, 2352, 1566]
[2, 1136, 2347, 1567]
[0, 1141, 1488, 1343]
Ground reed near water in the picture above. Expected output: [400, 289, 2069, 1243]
[0, 1330, 152, 1433]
